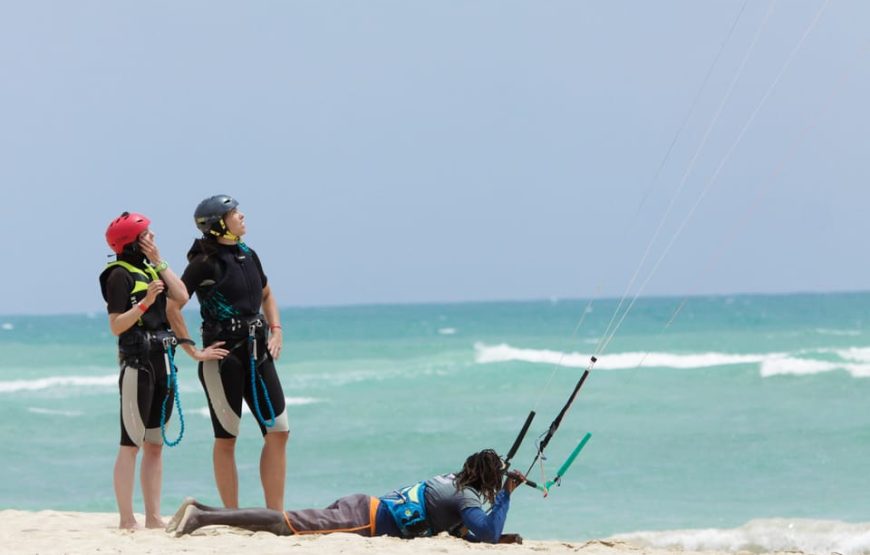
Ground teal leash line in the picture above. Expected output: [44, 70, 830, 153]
[160, 338, 184, 447]
[248, 322, 276, 428]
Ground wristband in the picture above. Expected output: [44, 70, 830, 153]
[177, 338, 196, 346]
[137, 302, 148, 313]
[154, 260, 169, 272]
[270, 324, 282, 331]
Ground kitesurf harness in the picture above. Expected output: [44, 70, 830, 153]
[380, 482, 432, 538]
[101, 260, 170, 353]
[202, 314, 278, 429]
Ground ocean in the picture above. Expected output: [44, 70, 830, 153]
[1, 293, 869, 553]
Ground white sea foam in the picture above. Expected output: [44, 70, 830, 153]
[0, 367, 402, 396]
[27, 407, 84, 417]
[760, 357, 870, 378]
[474, 343, 769, 370]
[1, 322, 13, 331]
[192, 397, 321, 418]
[815, 327, 862, 336]
[0, 375, 117, 393]
[438, 328, 457, 335]
[833, 347, 870, 363]
[1, 373, 222, 395]
[611, 518, 870, 555]
[474, 343, 870, 378]
[759, 357, 838, 377]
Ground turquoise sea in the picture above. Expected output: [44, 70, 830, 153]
[1, 293, 869, 553]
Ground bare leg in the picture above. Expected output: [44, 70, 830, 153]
[175, 505, 291, 537]
[140, 442, 165, 528]
[261, 431, 289, 510]
[113, 445, 140, 529]
[213, 437, 239, 508]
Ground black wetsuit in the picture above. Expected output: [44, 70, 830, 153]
[181, 239, 288, 437]
[99, 255, 176, 447]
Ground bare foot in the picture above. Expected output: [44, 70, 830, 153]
[119, 519, 142, 530]
[174, 505, 202, 537]
[166, 497, 198, 533]
[145, 517, 166, 529]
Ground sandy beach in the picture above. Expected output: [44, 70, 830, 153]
[2, 509, 809, 555]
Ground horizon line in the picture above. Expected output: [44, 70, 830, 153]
[3, 288, 869, 318]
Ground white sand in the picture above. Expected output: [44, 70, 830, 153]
[0, 510, 800, 555]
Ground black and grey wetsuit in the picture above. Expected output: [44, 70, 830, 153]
[99, 255, 176, 448]
[181, 239, 288, 437]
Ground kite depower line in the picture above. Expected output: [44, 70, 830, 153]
[501, 0, 837, 498]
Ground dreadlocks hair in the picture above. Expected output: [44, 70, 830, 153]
[453, 449, 505, 505]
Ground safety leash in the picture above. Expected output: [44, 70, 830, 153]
[160, 337, 185, 447]
[248, 320, 276, 428]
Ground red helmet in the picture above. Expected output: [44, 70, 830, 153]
[106, 211, 150, 254]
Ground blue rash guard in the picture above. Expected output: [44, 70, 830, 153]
[419, 474, 511, 543]
[460, 489, 511, 543]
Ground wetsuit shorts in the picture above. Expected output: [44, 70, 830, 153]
[199, 344, 289, 438]
[118, 350, 174, 447]
[283, 495, 394, 537]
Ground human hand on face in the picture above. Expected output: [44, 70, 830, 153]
[138, 231, 162, 265]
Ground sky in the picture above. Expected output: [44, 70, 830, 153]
[1, 1, 868, 315]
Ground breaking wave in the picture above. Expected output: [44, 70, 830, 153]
[474, 343, 870, 378]
[611, 517, 870, 555]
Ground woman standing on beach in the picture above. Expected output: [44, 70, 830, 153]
[99, 211, 189, 529]
[166, 194, 290, 511]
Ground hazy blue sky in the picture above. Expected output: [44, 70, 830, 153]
[1, 1, 867, 315]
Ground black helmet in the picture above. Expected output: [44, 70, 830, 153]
[194, 194, 239, 235]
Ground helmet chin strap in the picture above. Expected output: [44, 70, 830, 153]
[209, 218, 241, 242]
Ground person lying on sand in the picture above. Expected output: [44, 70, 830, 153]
[169, 449, 525, 544]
